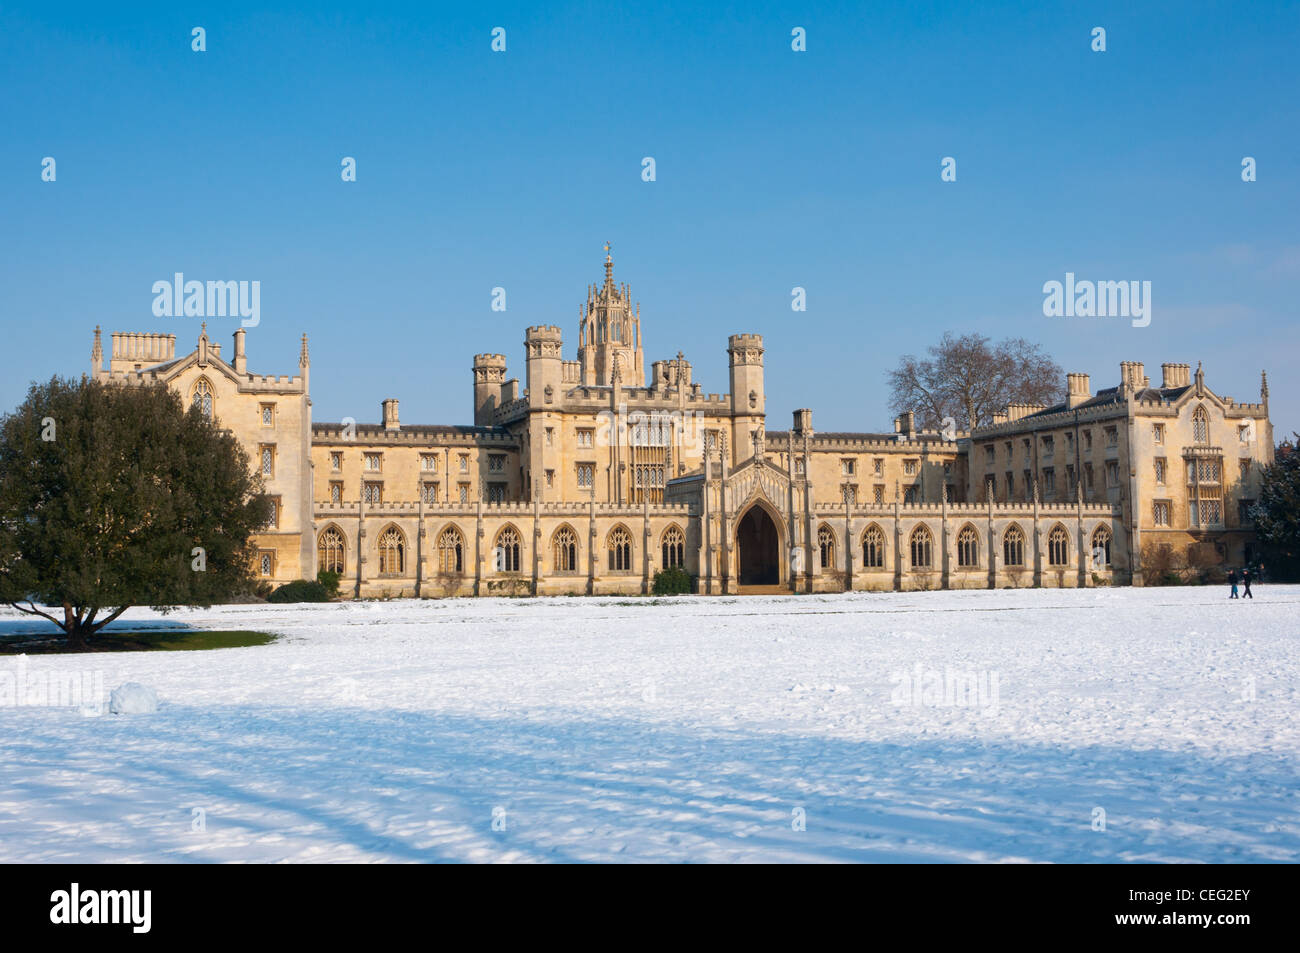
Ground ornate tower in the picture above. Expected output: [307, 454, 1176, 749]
[578, 243, 644, 387]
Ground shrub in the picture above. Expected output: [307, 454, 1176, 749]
[267, 579, 332, 603]
[316, 569, 341, 598]
[652, 566, 693, 595]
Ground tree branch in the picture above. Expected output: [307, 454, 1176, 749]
[8, 601, 67, 632]
[87, 605, 131, 637]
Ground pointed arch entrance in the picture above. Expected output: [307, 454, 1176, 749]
[736, 504, 780, 586]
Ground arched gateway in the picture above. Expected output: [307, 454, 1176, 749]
[736, 505, 780, 585]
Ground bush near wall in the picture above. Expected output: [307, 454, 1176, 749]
[652, 567, 694, 595]
[268, 579, 333, 603]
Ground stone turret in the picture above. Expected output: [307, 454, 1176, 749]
[473, 353, 507, 426]
[728, 333, 765, 459]
[525, 325, 563, 408]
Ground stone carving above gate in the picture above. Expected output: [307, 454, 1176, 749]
[725, 458, 788, 517]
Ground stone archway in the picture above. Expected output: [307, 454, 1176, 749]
[737, 505, 780, 586]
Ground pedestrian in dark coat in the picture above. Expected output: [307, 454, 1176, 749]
[1228, 569, 1239, 599]
[1242, 568, 1253, 599]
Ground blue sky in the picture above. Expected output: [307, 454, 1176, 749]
[2, 1, 1297, 433]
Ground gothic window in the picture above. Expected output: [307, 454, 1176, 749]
[260, 404, 274, 427]
[957, 525, 979, 568]
[378, 526, 405, 575]
[1091, 526, 1112, 567]
[861, 524, 885, 568]
[576, 463, 594, 488]
[817, 525, 835, 569]
[437, 526, 464, 574]
[661, 525, 685, 569]
[421, 455, 438, 472]
[329, 482, 342, 504]
[495, 526, 521, 573]
[191, 378, 213, 418]
[259, 552, 273, 576]
[553, 526, 578, 572]
[1192, 406, 1209, 444]
[487, 483, 506, 503]
[607, 526, 632, 572]
[1047, 524, 1069, 566]
[422, 483, 439, 503]
[1003, 524, 1025, 567]
[261, 446, 274, 479]
[363, 482, 382, 504]
[1153, 500, 1171, 526]
[317, 526, 345, 574]
[910, 525, 933, 569]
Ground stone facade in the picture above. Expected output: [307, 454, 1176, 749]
[92, 251, 1275, 596]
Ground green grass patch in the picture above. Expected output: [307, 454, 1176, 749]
[0, 630, 276, 655]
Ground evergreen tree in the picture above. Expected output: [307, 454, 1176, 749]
[0, 377, 269, 647]
[1251, 435, 1300, 581]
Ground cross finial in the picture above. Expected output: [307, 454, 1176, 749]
[603, 241, 610, 256]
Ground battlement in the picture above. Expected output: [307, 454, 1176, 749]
[473, 353, 507, 366]
[525, 325, 563, 339]
[728, 333, 763, 346]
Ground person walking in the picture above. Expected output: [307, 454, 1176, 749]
[1228, 568, 1239, 599]
[1242, 568, 1254, 599]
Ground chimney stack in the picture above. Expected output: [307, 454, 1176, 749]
[382, 398, 400, 431]
[792, 408, 813, 435]
[233, 328, 247, 375]
[1066, 372, 1091, 408]
[1160, 362, 1190, 389]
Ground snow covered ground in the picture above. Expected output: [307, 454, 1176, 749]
[1, 586, 1298, 863]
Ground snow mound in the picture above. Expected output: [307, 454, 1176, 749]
[108, 683, 158, 715]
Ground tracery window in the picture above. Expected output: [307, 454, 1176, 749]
[910, 525, 933, 569]
[378, 526, 405, 575]
[1047, 524, 1069, 566]
[495, 526, 521, 573]
[1003, 525, 1025, 567]
[192, 378, 213, 417]
[957, 525, 979, 568]
[861, 525, 885, 568]
[661, 525, 685, 569]
[817, 525, 835, 569]
[607, 526, 632, 572]
[317, 526, 345, 574]
[437, 527, 464, 574]
[1091, 526, 1112, 567]
[553, 526, 578, 572]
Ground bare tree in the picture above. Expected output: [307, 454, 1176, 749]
[888, 332, 1065, 431]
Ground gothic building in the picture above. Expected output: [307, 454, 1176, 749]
[91, 249, 1275, 596]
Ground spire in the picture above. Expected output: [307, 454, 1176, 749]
[1194, 360, 1204, 396]
[91, 326, 103, 374]
[1261, 369, 1269, 401]
[603, 241, 613, 290]
[300, 332, 310, 367]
